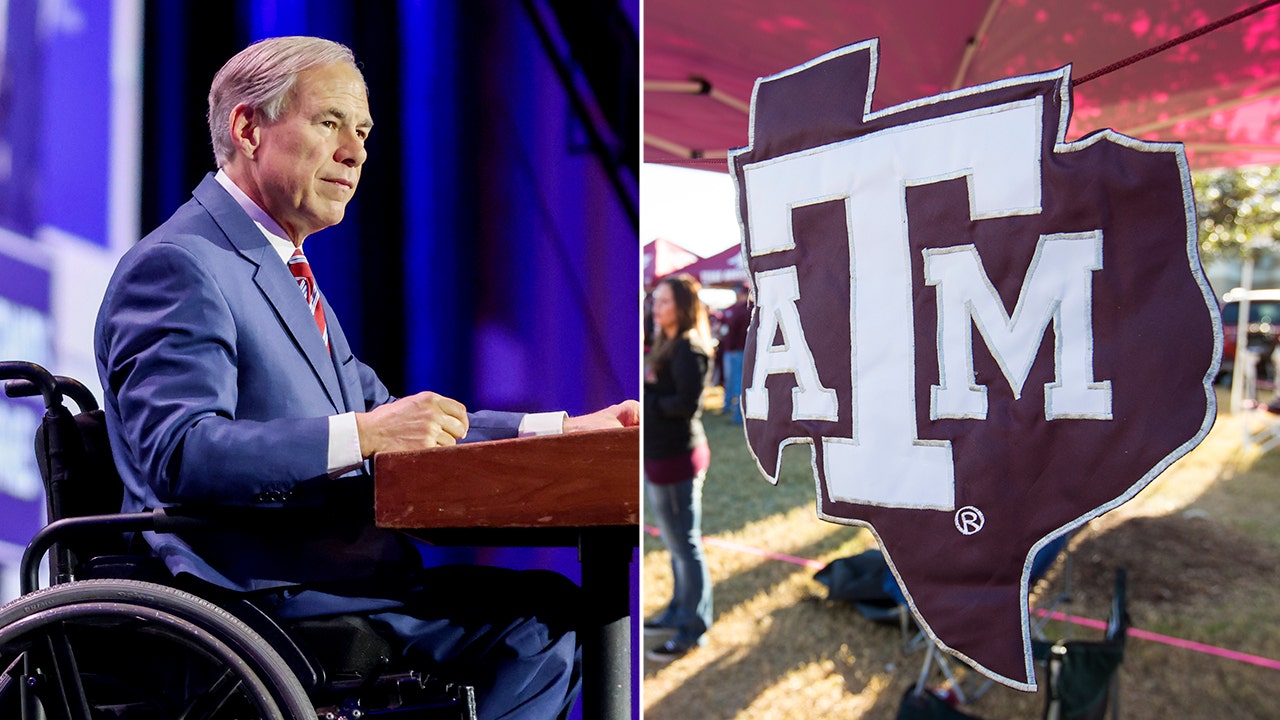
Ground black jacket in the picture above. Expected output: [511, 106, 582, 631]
[644, 336, 711, 459]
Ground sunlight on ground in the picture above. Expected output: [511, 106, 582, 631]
[643, 504, 887, 713]
[643, 387, 1280, 719]
[739, 661, 889, 719]
[643, 539, 902, 717]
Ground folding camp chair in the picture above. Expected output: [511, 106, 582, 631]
[897, 564, 1127, 720]
[901, 535, 1075, 705]
[1038, 567, 1128, 720]
[816, 534, 1074, 708]
[817, 539, 1127, 718]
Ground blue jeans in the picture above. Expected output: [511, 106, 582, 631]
[723, 349, 744, 423]
[645, 474, 712, 645]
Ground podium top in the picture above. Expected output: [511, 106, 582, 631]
[373, 425, 639, 530]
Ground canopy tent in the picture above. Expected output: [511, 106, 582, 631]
[645, 0, 1280, 171]
[643, 237, 701, 287]
[661, 243, 748, 288]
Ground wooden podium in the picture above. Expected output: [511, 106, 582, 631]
[374, 425, 639, 720]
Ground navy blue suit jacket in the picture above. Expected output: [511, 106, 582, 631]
[95, 173, 524, 596]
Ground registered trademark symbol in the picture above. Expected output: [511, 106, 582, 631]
[954, 506, 985, 535]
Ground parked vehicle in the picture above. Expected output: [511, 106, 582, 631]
[1220, 288, 1280, 383]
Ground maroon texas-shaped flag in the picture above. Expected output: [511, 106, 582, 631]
[728, 40, 1221, 689]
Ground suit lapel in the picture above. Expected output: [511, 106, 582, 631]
[325, 301, 364, 414]
[193, 175, 347, 413]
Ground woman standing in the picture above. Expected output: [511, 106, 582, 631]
[644, 273, 715, 662]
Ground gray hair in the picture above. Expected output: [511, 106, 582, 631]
[207, 36, 362, 165]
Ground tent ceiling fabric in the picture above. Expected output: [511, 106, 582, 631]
[645, 0, 1280, 170]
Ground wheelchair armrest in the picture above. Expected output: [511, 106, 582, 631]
[20, 508, 218, 595]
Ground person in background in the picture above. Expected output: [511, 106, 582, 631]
[643, 273, 714, 662]
[718, 282, 750, 424]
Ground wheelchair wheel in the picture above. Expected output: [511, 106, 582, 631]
[0, 579, 314, 719]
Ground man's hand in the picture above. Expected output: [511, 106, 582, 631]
[355, 391, 469, 456]
[563, 400, 640, 433]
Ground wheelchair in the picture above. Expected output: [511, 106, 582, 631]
[0, 360, 476, 720]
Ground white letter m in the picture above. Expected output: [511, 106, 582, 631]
[924, 232, 1112, 421]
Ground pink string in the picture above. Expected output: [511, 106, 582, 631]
[704, 535, 827, 570]
[646, 524, 1280, 671]
[1034, 609, 1280, 671]
[1075, 0, 1278, 86]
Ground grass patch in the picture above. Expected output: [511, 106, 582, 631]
[643, 395, 1280, 719]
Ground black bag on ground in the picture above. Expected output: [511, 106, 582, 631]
[896, 686, 985, 720]
[813, 548, 910, 624]
[814, 550, 894, 603]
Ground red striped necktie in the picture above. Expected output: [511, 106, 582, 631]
[288, 248, 329, 351]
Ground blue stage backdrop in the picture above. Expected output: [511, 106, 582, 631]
[0, 0, 142, 600]
[141, 0, 639, 417]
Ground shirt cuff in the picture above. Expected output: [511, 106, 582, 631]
[328, 412, 365, 476]
[518, 411, 567, 437]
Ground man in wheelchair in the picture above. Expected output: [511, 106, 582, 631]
[3, 36, 637, 720]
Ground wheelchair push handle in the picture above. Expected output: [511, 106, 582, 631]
[1, 360, 59, 408]
[1, 360, 99, 412]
